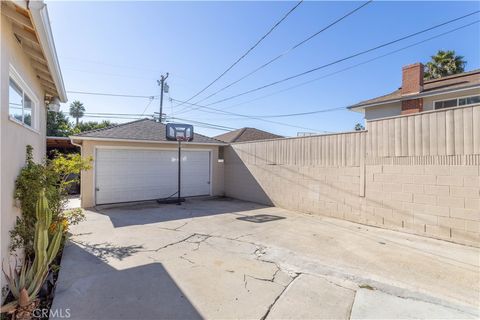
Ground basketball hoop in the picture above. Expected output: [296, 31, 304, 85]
[166, 123, 194, 142]
[158, 123, 195, 205]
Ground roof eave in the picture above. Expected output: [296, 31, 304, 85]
[348, 84, 480, 112]
[28, 0, 67, 102]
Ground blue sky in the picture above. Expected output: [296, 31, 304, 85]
[47, 1, 480, 137]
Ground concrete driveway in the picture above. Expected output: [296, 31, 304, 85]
[52, 198, 479, 319]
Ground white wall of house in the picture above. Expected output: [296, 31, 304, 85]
[1, 14, 47, 297]
[364, 102, 401, 121]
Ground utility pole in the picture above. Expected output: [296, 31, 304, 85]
[157, 72, 169, 122]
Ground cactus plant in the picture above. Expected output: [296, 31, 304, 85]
[1, 189, 64, 318]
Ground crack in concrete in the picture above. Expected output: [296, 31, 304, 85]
[231, 233, 254, 241]
[147, 232, 211, 252]
[188, 234, 212, 251]
[173, 222, 189, 231]
[260, 273, 301, 320]
[312, 274, 357, 293]
[156, 221, 190, 232]
[179, 254, 196, 265]
[243, 274, 249, 291]
[347, 288, 357, 319]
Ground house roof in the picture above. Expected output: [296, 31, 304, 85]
[71, 119, 226, 145]
[214, 127, 283, 143]
[2, 1, 67, 102]
[348, 69, 480, 111]
[47, 136, 77, 149]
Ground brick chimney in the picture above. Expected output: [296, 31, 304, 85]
[401, 63, 424, 115]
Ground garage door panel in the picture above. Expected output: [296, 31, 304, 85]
[95, 149, 211, 204]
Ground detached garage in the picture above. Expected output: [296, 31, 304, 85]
[70, 119, 226, 207]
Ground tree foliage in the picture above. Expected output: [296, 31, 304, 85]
[47, 111, 74, 137]
[354, 123, 365, 131]
[69, 100, 85, 126]
[75, 120, 114, 133]
[424, 50, 466, 80]
[47, 107, 116, 137]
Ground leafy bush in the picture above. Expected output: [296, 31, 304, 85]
[10, 146, 92, 257]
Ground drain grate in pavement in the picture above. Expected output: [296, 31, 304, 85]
[237, 214, 286, 223]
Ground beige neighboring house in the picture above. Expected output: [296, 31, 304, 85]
[214, 127, 283, 143]
[1, 0, 67, 298]
[348, 63, 480, 120]
[70, 119, 227, 207]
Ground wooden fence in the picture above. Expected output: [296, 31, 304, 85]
[231, 105, 480, 168]
[232, 131, 366, 167]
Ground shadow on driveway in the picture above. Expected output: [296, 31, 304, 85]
[96, 197, 267, 228]
[52, 243, 202, 320]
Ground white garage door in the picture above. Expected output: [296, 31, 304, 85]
[95, 148, 211, 205]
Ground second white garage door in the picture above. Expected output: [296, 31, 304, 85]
[95, 148, 211, 205]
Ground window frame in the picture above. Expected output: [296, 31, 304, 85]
[8, 65, 39, 132]
[433, 94, 480, 110]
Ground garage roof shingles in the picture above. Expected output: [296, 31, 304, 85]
[214, 127, 283, 143]
[73, 119, 223, 144]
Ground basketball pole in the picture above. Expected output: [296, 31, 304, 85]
[177, 139, 181, 205]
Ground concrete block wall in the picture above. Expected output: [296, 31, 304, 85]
[363, 162, 479, 246]
[225, 152, 479, 246]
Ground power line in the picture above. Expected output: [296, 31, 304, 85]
[80, 115, 150, 120]
[81, 112, 153, 116]
[141, 98, 155, 116]
[60, 111, 233, 132]
[197, 19, 480, 115]
[210, 106, 347, 119]
[175, 0, 304, 108]
[67, 90, 156, 99]
[189, 0, 373, 107]
[185, 10, 479, 109]
[170, 98, 330, 133]
[173, 19, 479, 128]
[63, 19, 478, 126]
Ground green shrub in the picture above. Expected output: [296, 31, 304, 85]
[10, 146, 92, 258]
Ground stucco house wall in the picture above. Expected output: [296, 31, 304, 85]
[364, 102, 401, 121]
[1, 14, 47, 294]
[76, 140, 225, 208]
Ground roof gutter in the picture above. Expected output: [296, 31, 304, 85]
[69, 136, 228, 146]
[348, 84, 480, 112]
[28, 0, 67, 102]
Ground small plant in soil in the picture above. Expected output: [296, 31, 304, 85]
[1, 190, 64, 319]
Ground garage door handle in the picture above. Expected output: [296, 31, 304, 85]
[96, 187, 100, 191]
